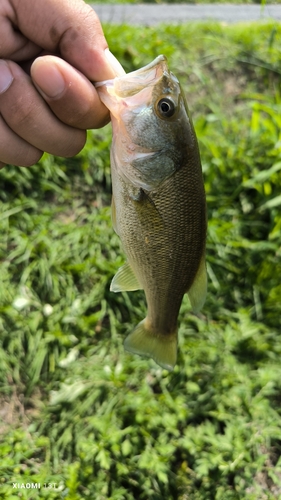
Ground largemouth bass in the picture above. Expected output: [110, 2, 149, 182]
[96, 55, 207, 371]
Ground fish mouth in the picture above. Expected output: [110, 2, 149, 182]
[95, 55, 169, 97]
[120, 54, 167, 81]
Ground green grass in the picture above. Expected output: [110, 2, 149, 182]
[1, 21, 281, 499]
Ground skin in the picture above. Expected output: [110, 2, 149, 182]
[0, 0, 118, 168]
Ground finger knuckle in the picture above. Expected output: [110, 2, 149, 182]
[9, 94, 38, 130]
[62, 131, 86, 157]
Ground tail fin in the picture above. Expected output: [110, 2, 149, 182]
[124, 319, 177, 371]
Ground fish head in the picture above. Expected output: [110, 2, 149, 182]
[96, 55, 197, 191]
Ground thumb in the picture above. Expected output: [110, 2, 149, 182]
[31, 55, 111, 130]
[13, 0, 124, 81]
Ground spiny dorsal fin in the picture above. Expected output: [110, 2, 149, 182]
[110, 261, 142, 292]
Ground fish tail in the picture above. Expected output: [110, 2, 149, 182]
[124, 319, 177, 371]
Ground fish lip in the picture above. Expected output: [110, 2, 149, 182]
[94, 79, 113, 89]
[122, 54, 167, 79]
[94, 55, 168, 93]
[116, 55, 170, 98]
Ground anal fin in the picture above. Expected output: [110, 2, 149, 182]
[110, 261, 142, 292]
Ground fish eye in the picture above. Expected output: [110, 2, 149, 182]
[156, 97, 176, 119]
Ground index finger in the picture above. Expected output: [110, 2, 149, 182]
[10, 0, 116, 81]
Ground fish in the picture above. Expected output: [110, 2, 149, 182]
[96, 55, 207, 371]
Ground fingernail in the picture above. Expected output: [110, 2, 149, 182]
[31, 58, 65, 98]
[0, 60, 14, 94]
[104, 49, 126, 77]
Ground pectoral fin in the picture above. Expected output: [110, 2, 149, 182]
[110, 261, 142, 292]
[187, 255, 207, 313]
[124, 318, 177, 371]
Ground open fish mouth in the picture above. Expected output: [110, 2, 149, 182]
[95, 55, 169, 97]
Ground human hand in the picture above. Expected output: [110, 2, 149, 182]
[0, 0, 124, 168]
